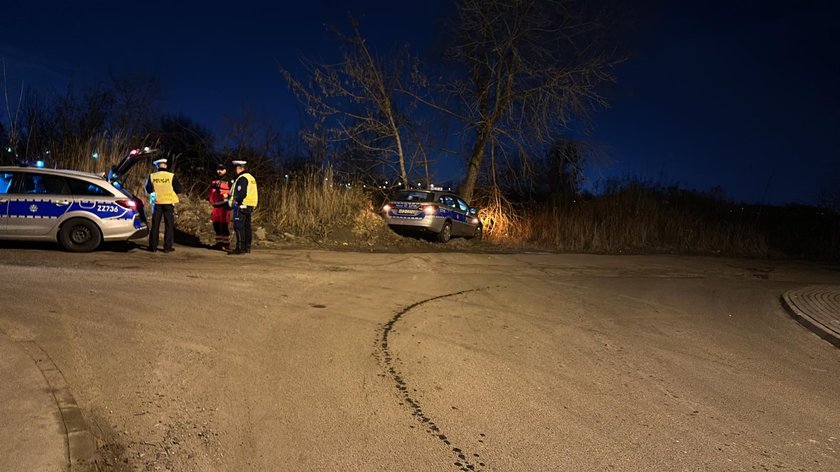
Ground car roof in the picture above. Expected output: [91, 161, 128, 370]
[0, 166, 106, 181]
[391, 190, 466, 201]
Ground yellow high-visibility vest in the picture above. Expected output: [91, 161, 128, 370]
[230, 173, 258, 207]
[150, 171, 179, 204]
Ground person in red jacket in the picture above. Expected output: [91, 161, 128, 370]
[208, 163, 232, 250]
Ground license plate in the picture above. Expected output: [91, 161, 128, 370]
[397, 209, 416, 214]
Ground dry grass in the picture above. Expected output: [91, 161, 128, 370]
[478, 184, 771, 257]
[35, 132, 151, 191]
[256, 167, 378, 240]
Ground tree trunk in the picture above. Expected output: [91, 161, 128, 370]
[394, 130, 409, 188]
[460, 125, 490, 202]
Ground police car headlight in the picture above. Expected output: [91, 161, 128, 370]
[382, 204, 392, 212]
[472, 218, 479, 224]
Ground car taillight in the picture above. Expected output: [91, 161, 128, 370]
[115, 199, 137, 210]
[420, 204, 438, 215]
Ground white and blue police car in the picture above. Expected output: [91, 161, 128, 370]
[0, 164, 148, 252]
[381, 189, 482, 243]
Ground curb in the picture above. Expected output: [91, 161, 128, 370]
[782, 287, 840, 349]
[17, 341, 100, 472]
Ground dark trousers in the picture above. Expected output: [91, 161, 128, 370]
[212, 222, 231, 245]
[150, 204, 175, 250]
[232, 206, 252, 251]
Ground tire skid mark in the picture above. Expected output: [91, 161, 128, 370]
[376, 288, 489, 472]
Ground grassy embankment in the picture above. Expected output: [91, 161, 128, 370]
[45, 138, 839, 260]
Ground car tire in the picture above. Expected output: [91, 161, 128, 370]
[436, 221, 452, 243]
[59, 218, 102, 252]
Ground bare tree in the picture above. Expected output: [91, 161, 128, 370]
[220, 107, 284, 182]
[109, 71, 161, 138]
[2, 60, 25, 158]
[153, 114, 216, 186]
[281, 20, 420, 187]
[441, 0, 619, 201]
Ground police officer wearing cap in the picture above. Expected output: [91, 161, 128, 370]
[145, 158, 183, 252]
[228, 160, 258, 255]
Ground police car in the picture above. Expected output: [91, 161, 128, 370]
[381, 189, 482, 242]
[0, 164, 149, 252]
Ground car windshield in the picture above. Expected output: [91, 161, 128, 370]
[392, 191, 433, 202]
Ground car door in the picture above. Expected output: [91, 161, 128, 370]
[0, 172, 14, 232]
[5, 172, 73, 236]
[452, 196, 472, 236]
[436, 194, 465, 236]
[437, 195, 458, 227]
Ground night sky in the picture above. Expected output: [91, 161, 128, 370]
[2, 0, 837, 205]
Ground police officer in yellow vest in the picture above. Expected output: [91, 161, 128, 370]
[227, 160, 258, 255]
[145, 158, 183, 253]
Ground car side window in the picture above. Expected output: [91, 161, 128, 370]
[21, 173, 71, 195]
[456, 198, 469, 212]
[439, 195, 456, 208]
[0, 172, 14, 194]
[67, 178, 112, 196]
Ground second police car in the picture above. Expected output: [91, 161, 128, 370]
[0, 162, 149, 252]
[381, 189, 482, 243]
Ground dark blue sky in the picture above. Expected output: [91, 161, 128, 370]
[591, 0, 839, 205]
[2, 1, 837, 205]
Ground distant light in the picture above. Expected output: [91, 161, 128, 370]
[91, 152, 99, 159]
[143, 146, 151, 152]
[284, 174, 289, 179]
[35, 160, 45, 168]
[5, 147, 11, 152]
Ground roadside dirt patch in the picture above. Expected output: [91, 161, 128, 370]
[172, 197, 519, 254]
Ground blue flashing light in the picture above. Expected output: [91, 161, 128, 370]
[113, 181, 122, 189]
[35, 160, 45, 168]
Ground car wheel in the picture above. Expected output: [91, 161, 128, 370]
[471, 224, 483, 240]
[59, 218, 102, 252]
[436, 221, 452, 243]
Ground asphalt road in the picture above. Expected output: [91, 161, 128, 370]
[1, 245, 839, 471]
